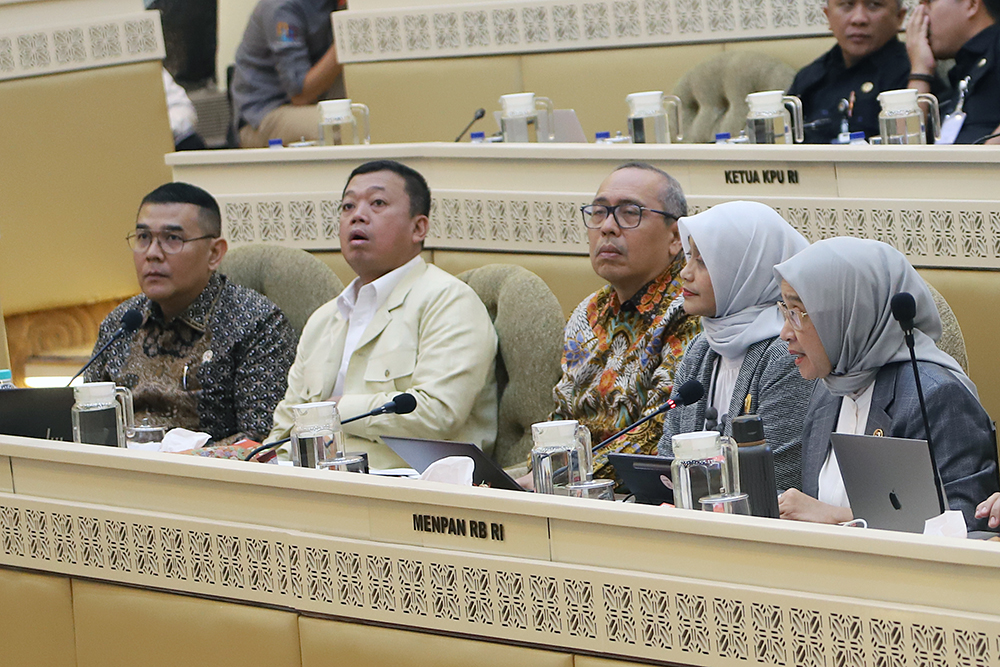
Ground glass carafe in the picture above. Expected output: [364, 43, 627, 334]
[290, 401, 346, 468]
[72, 382, 134, 448]
[318, 99, 371, 146]
[670, 431, 740, 509]
[877, 89, 940, 145]
[530, 420, 593, 494]
[499, 93, 555, 143]
[745, 90, 804, 144]
[626, 91, 683, 144]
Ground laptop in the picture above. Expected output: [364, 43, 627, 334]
[607, 452, 675, 505]
[381, 436, 525, 491]
[0, 387, 75, 442]
[831, 433, 948, 533]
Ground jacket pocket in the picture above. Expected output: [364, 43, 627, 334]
[364, 347, 417, 383]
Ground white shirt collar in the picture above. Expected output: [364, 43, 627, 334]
[336, 255, 422, 320]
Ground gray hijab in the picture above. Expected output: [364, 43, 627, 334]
[680, 201, 809, 359]
[773, 237, 975, 397]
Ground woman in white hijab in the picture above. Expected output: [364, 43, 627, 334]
[658, 201, 815, 492]
[774, 237, 998, 530]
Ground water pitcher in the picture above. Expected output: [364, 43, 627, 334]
[72, 382, 134, 448]
[318, 99, 371, 146]
[499, 93, 555, 143]
[877, 89, 940, 145]
[626, 91, 683, 144]
[290, 401, 346, 468]
[670, 431, 740, 509]
[530, 420, 593, 494]
[745, 90, 804, 144]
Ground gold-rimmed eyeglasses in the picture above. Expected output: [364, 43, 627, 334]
[777, 300, 810, 331]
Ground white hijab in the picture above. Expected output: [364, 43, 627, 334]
[773, 237, 975, 397]
[679, 201, 809, 359]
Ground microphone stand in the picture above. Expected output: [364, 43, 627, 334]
[901, 326, 947, 514]
[593, 403, 671, 454]
[68, 332, 124, 385]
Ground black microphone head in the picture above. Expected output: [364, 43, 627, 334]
[473, 108, 486, 120]
[890, 292, 916, 328]
[676, 380, 704, 406]
[120, 309, 143, 333]
[390, 393, 417, 415]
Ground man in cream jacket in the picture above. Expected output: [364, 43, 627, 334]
[267, 160, 498, 469]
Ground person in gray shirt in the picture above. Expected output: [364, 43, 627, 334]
[231, 0, 346, 148]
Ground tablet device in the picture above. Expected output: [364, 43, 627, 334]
[607, 452, 674, 505]
[831, 433, 948, 533]
[381, 436, 526, 492]
[0, 387, 75, 442]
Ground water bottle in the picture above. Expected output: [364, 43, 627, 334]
[0, 369, 16, 389]
[731, 415, 779, 518]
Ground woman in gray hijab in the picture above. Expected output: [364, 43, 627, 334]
[774, 237, 998, 530]
[658, 201, 815, 492]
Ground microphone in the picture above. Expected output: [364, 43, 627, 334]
[243, 393, 418, 461]
[341, 393, 417, 425]
[593, 380, 704, 453]
[891, 292, 946, 514]
[704, 407, 719, 432]
[454, 108, 486, 142]
[69, 309, 143, 385]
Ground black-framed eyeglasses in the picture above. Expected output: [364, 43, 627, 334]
[580, 204, 674, 229]
[126, 230, 217, 254]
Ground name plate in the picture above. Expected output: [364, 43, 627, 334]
[369, 497, 550, 560]
[688, 162, 838, 197]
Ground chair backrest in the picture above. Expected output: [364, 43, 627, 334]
[457, 265, 565, 468]
[673, 51, 796, 143]
[219, 245, 343, 334]
[924, 280, 969, 375]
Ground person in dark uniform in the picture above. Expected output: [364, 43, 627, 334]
[906, 0, 1000, 144]
[789, 0, 909, 144]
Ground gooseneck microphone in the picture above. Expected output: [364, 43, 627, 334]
[243, 393, 418, 461]
[342, 393, 417, 425]
[891, 292, 946, 514]
[68, 309, 143, 385]
[454, 108, 486, 142]
[592, 380, 704, 453]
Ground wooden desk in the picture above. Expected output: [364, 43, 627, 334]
[2, 436, 999, 666]
[168, 143, 1000, 269]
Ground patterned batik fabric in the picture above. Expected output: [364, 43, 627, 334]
[552, 257, 701, 479]
[86, 273, 298, 445]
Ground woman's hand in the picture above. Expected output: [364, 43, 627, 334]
[779, 487, 854, 524]
[975, 492, 1000, 529]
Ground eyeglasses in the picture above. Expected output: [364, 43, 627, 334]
[580, 204, 674, 229]
[777, 300, 810, 331]
[127, 230, 217, 254]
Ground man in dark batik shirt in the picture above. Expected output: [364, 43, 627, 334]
[86, 183, 297, 445]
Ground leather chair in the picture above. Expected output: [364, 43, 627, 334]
[220, 245, 343, 334]
[457, 265, 565, 468]
[673, 51, 796, 143]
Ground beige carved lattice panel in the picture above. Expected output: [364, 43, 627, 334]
[332, 0, 917, 62]
[220, 191, 1000, 269]
[0, 10, 164, 82]
[2, 493, 1000, 667]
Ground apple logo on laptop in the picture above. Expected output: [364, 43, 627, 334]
[889, 490, 902, 511]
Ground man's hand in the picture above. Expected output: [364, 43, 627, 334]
[905, 4, 937, 79]
[975, 492, 1000, 528]
[291, 43, 342, 105]
[778, 488, 854, 524]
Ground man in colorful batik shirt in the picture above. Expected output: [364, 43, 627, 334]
[551, 163, 700, 480]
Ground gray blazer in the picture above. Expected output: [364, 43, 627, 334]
[658, 335, 816, 492]
[800, 361, 999, 531]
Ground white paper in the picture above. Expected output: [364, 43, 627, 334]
[923, 509, 968, 538]
[419, 456, 474, 486]
[160, 427, 211, 453]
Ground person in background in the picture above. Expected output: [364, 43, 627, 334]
[657, 201, 815, 492]
[232, 0, 346, 148]
[87, 183, 297, 445]
[905, 0, 1000, 144]
[789, 0, 909, 144]
[774, 237, 998, 530]
[162, 68, 207, 151]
